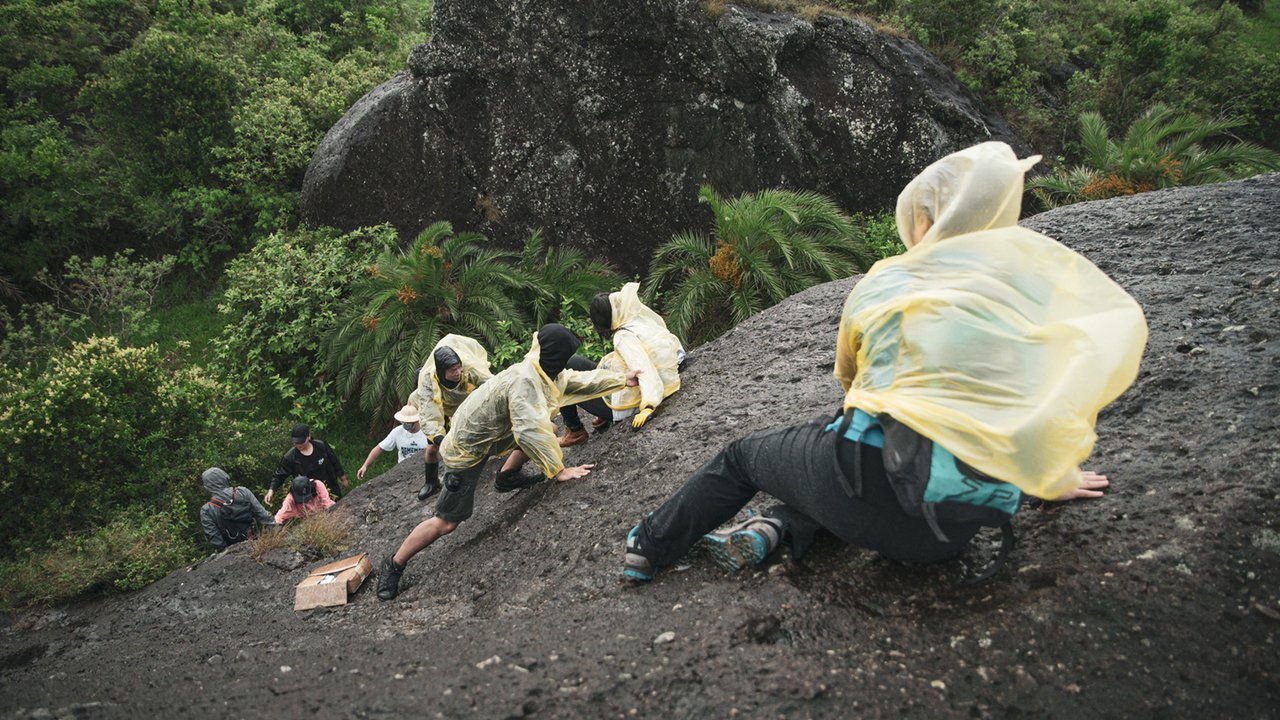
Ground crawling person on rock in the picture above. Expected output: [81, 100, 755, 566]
[274, 475, 336, 524]
[622, 141, 1149, 583]
[557, 282, 685, 447]
[266, 424, 347, 506]
[377, 323, 642, 601]
[200, 467, 276, 551]
[405, 335, 494, 500]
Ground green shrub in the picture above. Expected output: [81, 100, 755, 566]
[0, 336, 278, 558]
[213, 224, 397, 416]
[0, 505, 197, 610]
[644, 185, 872, 346]
[857, 211, 905, 262]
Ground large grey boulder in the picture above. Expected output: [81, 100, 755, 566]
[301, 0, 1026, 275]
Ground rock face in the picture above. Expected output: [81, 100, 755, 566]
[301, 0, 1025, 275]
[4, 176, 1278, 718]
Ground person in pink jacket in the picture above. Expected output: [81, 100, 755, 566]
[274, 475, 336, 523]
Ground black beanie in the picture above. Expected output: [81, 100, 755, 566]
[434, 346, 462, 388]
[536, 324, 579, 379]
[290, 475, 315, 504]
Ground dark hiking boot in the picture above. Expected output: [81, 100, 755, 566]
[494, 469, 546, 493]
[591, 416, 611, 432]
[703, 515, 782, 572]
[417, 480, 439, 502]
[558, 427, 589, 447]
[377, 556, 405, 601]
[622, 525, 654, 583]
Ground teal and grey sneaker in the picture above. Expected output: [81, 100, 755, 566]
[622, 525, 654, 582]
[702, 515, 782, 572]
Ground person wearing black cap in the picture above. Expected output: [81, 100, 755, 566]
[273, 475, 336, 523]
[376, 323, 643, 601]
[265, 423, 348, 506]
[406, 335, 494, 501]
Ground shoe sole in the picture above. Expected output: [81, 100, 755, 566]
[703, 530, 767, 572]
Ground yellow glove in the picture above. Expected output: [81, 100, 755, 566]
[632, 407, 654, 429]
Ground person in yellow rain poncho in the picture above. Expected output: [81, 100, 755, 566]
[622, 141, 1147, 584]
[401, 335, 494, 501]
[377, 324, 642, 601]
[557, 282, 685, 446]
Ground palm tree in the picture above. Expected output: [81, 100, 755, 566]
[1029, 105, 1280, 207]
[323, 222, 531, 424]
[644, 185, 872, 346]
[515, 229, 620, 328]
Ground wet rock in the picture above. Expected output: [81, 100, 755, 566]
[301, 0, 1025, 276]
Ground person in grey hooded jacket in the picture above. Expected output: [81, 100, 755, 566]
[200, 467, 276, 550]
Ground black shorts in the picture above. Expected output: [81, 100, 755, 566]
[433, 463, 486, 523]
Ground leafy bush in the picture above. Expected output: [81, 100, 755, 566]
[643, 185, 872, 346]
[857, 211, 905, 262]
[0, 506, 198, 610]
[1028, 105, 1280, 208]
[0, 336, 278, 558]
[0, 0, 430, 287]
[213, 224, 397, 417]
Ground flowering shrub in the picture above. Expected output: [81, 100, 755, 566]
[0, 337, 277, 559]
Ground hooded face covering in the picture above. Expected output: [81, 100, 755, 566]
[536, 324, 580, 379]
[290, 475, 315, 504]
[434, 346, 462, 389]
[202, 467, 231, 496]
[894, 141, 1042, 249]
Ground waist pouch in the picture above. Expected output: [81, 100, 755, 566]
[826, 408, 1020, 583]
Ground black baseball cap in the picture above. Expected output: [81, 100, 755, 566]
[290, 423, 310, 444]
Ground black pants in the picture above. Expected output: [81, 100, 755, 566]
[634, 420, 979, 568]
[561, 354, 612, 431]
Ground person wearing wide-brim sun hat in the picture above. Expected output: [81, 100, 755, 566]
[357, 404, 433, 497]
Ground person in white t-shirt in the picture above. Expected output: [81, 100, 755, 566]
[357, 405, 432, 495]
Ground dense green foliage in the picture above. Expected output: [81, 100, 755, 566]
[644, 185, 872, 345]
[828, 0, 1279, 157]
[1028, 105, 1280, 207]
[213, 224, 398, 419]
[0, 0, 429, 287]
[0, 337, 277, 558]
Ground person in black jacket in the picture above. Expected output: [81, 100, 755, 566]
[200, 467, 276, 550]
[264, 423, 349, 506]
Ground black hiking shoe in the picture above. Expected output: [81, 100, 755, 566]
[494, 469, 546, 493]
[377, 556, 405, 601]
[417, 480, 439, 502]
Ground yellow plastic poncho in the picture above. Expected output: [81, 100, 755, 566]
[407, 334, 494, 440]
[836, 141, 1148, 500]
[598, 283, 683, 411]
[440, 334, 628, 478]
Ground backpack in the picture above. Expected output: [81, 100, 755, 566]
[208, 488, 257, 546]
[831, 408, 1021, 583]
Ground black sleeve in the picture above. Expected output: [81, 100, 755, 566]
[270, 451, 295, 492]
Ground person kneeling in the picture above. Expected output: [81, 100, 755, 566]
[274, 475, 336, 524]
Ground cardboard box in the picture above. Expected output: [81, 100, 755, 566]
[294, 553, 373, 611]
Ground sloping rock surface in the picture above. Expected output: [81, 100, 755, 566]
[3, 176, 1278, 718]
[300, 0, 1025, 275]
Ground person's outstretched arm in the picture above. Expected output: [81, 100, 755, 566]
[1051, 470, 1109, 501]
